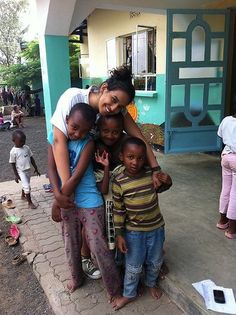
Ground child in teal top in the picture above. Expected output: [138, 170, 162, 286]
[48, 103, 121, 300]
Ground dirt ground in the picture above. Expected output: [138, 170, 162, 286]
[0, 208, 54, 315]
[0, 117, 53, 315]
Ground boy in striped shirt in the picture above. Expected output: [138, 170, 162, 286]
[112, 137, 168, 310]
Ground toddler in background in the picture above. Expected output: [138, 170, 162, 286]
[9, 130, 40, 209]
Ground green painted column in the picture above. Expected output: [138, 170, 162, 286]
[39, 35, 71, 135]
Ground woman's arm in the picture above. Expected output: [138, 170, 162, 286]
[123, 112, 162, 188]
[52, 127, 70, 186]
[123, 112, 160, 168]
[61, 140, 95, 196]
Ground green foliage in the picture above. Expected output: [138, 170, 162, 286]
[69, 38, 80, 81]
[0, 0, 28, 66]
[21, 40, 40, 61]
[1, 39, 80, 89]
[0, 40, 41, 88]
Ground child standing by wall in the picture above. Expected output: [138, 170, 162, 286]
[9, 130, 40, 209]
[217, 98, 236, 239]
[112, 137, 166, 310]
[48, 103, 121, 299]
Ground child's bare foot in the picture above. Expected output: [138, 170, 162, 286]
[112, 296, 135, 311]
[67, 279, 84, 293]
[149, 287, 162, 300]
[28, 202, 38, 209]
[159, 261, 169, 280]
[137, 281, 145, 296]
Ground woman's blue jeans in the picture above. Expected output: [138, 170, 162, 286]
[123, 226, 165, 298]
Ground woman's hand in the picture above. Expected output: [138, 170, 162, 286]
[158, 172, 172, 186]
[152, 171, 163, 189]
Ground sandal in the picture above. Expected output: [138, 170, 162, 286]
[5, 215, 22, 224]
[0, 195, 6, 203]
[216, 221, 229, 230]
[12, 252, 31, 266]
[43, 184, 53, 193]
[5, 235, 18, 246]
[2, 199, 15, 209]
[225, 230, 236, 239]
[9, 224, 20, 240]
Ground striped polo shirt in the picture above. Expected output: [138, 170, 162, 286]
[112, 169, 164, 236]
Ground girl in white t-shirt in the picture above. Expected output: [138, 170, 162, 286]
[217, 98, 236, 239]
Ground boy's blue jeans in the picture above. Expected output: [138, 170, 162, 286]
[123, 226, 165, 298]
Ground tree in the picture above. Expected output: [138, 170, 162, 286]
[69, 38, 80, 81]
[1, 40, 80, 89]
[0, 40, 41, 88]
[0, 0, 27, 66]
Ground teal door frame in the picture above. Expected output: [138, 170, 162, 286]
[165, 9, 230, 153]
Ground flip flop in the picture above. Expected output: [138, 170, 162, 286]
[5, 235, 18, 246]
[225, 231, 236, 239]
[9, 224, 20, 240]
[43, 184, 53, 193]
[2, 199, 15, 209]
[5, 215, 22, 224]
[216, 221, 229, 230]
[12, 252, 31, 266]
[0, 195, 6, 203]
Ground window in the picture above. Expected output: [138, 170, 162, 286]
[122, 26, 156, 91]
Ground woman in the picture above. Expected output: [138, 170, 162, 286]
[51, 66, 162, 187]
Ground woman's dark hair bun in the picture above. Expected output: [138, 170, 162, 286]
[105, 65, 135, 103]
[109, 65, 133, 82]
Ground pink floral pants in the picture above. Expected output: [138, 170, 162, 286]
[219, 153, 236, 220]
[61, 206, 121, 297]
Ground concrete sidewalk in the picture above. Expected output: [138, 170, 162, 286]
[1, 152, 235, 315]
[0, 176, 183, 315]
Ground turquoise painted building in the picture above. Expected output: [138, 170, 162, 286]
[35, 0, 236, 153]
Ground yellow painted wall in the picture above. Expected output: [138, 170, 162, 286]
[87, 9, 167, 77]
[205, 0, 236, 8]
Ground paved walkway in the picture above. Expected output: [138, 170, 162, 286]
[1, 176, 183, 315]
